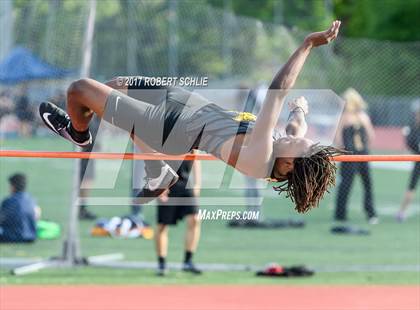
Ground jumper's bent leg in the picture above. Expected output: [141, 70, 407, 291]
[105, 77, 156, 155]
[66, 78, 157, 154]
[40, 77, 179, 204]
[39, 78, 112, 146]
[97, 77, 179, 201]
[66, 78, 113, 132]
[105, 77, 170, 182]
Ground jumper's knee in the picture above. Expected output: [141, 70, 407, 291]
[67, 78, 91, 100]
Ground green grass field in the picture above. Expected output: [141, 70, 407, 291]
[1, 137, 419, 285]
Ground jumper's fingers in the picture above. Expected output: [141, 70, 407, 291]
[332, 24, 341, 38]
[327, 20, 339, 36]
[329, 21, 340, 38]
[330, 21, 339, 34]
[327, 30, 336, 40]
[327, 22, 335, 35]
[334, 21, 341, 31]
[334, 21, 341, 33]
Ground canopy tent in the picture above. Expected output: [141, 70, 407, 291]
[0, 47, 73, 85]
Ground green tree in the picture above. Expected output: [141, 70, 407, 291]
[334, 0, 420, 41]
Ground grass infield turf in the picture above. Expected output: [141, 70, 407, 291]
[0, 137, 419, 285]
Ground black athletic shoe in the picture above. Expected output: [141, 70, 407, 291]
[182, 262, 202, 275]
[135, 165, 179, 204]
[78, 208, 98, 221]
[39, 101, 92, 147]
[156, 267, 168, 276]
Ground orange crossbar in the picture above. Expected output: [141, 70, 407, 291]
[0, 150, 216, 161]
[0, 150, 419, 162]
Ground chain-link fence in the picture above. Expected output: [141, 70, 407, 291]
[1, 0, 419, 272]
[4, 1, 419, 135]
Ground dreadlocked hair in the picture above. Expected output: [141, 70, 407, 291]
[273, 144, 347, 213]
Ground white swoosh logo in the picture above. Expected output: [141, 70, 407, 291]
[148, 165, 170, 191]
[115, 96, 121, 111]
[42, 112, 59, 133]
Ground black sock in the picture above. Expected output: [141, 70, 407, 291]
[68, 123, 90, 143]
[184, 251, 193, 264]
[144, 160, 166, 178]
[158, 256, 166, 269]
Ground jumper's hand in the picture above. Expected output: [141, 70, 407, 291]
[288, 96, 308, 115]
[304, 20, 341, 48]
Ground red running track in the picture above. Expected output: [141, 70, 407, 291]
[1, 285, 419, 310]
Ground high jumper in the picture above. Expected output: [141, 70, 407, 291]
[40, 21, 343, 213]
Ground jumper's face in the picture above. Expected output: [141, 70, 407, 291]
[274, 136, 313, 158]
[271, 136, 313, 180]
[272, 157, 294, 181]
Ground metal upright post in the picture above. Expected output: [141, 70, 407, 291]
[168, 0, 178, 76]
[63, 0, 97, 265]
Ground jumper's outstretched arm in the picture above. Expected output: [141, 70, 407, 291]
[247, 20, 341, 162]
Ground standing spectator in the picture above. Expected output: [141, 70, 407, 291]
[334, 88, 378, 224]
[396, 100, 420, 221]
[0, 173, 40, 243]
[155, 151, 202, 276]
